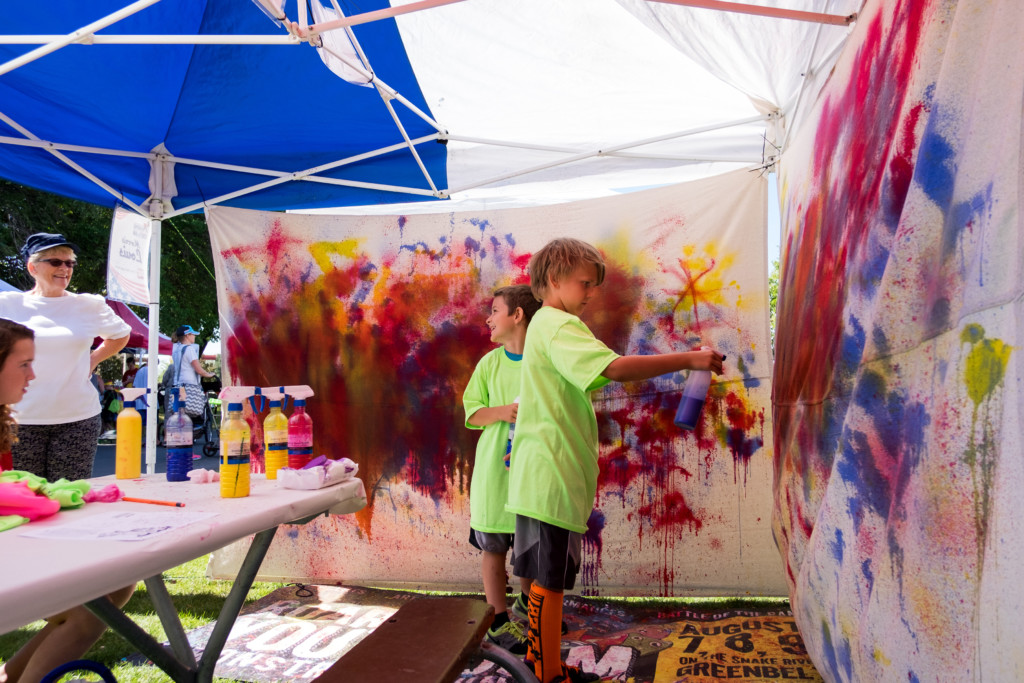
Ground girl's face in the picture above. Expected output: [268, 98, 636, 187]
[0, 338, 35, 405]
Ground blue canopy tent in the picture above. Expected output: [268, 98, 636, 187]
[0, 0, 449, 465]
[0, 0, 445, 213]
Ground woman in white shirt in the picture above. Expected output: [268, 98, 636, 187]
[0, 233, 130, 480]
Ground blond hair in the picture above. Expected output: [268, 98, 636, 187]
[528, 238, 606, 301]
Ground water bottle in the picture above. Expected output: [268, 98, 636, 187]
[504, 396, 519, 470]
[115, 402, 142, 479]
[165, 388, 193, 482]
[220, 402, 251, 498]
[674, 347, 714, 430]
[263, 400, 289, 479]
[287, 399, 314, 469]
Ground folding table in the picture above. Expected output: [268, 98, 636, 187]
[0, 473, 366, 682]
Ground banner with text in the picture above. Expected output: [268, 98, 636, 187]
[106, 205, 151, 306]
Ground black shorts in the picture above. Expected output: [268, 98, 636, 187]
[468, 528, 514, 554]
[512, 515, 582, 591]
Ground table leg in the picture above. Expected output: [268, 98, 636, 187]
[145, 575, 198, 669]
[195, 525, 277, 682]
[85, 594, 192, 681]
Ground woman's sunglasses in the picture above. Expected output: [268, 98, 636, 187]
[35, 258, 78, 268]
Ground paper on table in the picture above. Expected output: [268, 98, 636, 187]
[19, 510, 217, 542]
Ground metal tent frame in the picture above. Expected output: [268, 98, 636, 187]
[0, 0, 857, 469]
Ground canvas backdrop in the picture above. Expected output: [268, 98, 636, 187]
[206, 169, 779, 595]
[774, 0, 1024, 679]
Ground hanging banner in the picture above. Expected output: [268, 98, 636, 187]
[206, 169, 779, 595]
[775, 0, 1024, 680]
[106, 205, 151, 306]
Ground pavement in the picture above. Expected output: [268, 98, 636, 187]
[92, 441, 219, 477]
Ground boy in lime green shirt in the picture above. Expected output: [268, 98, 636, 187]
[507, 237, 724, 683]
[463, 284, 541, 654]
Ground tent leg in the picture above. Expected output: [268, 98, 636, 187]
[145, 212, 162, 473]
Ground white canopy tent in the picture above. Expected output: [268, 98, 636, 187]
[0, 0, 860, 469]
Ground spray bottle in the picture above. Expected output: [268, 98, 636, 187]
[281, 385, 315, 469]
[217, 386, 260, 498]
[165, 387, 193, 482]
[258, 387, 294, 479]
[674, 347, 724, 430]
[504, 396, 519, 470]
[115, 388, 147, 479]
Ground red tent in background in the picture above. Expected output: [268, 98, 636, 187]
[102, 299, 172, 354]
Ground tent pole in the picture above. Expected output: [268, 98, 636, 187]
[307, 0, 467, 34]
[0, 0, 164, 77]
[0, 113, 146, 215]
[645, 0, 856, 26]
[144, 206, 162, 474]
[779, 1, 833, 152]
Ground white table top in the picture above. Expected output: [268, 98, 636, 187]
[0, 473, 365, 634]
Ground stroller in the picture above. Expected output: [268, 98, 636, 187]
[159, 376, 222, 457]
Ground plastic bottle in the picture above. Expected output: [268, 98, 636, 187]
[287, 399, 314, 469]
[674, 347, 714, 431]
[504, 396, 519, 470]
[165, 388, 193, 482]
[220, 402, 251, 498]
[263, 400, 289, 479]
[114, 390, 144, 479]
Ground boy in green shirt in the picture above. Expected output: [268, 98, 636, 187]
[507, 237, 724, 683]
[463, 284, 542, 654]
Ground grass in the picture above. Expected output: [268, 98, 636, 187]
[0, 555, 287, 683]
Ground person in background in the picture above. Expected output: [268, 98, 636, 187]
[0, 318, 135, 683]
[170, 326, 214, 458]
[131, 359, 150, 431]
[507, 238, 724, 683]
[171, 325, 215, 386]
[121, 356, 138, 387]
[0, 233, 131, 481]
[463, 285, 542, 655]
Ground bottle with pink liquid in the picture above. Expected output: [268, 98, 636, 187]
[287, 399, 314, 469]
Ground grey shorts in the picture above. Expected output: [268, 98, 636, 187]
[469, 528, 514, 554]
[512, 515, 582, 591]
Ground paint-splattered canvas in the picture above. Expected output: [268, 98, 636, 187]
[774, 0, 1024, 679]
[207, 169, 779, 595]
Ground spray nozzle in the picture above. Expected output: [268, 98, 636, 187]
[218, 386, 261, 403]
[120, 387, 148, 404]
[258, 385, 314, 411]
[248, 387, 268, 414]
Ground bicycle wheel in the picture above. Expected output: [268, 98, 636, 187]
[203, 403, 219, 456]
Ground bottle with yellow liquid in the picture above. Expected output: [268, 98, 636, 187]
[263, 399, 289, 479]
[220, 402, 251, 498]
[115, 388, 147, 479]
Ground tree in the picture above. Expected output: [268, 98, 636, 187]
[0, 180, 218, 339]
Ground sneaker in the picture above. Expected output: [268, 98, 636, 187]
[511, 592, 529, 621]
[485, 618, 529, 655]
[511, 593, 568, 634]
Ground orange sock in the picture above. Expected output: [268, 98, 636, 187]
[526, 584, 565, 683]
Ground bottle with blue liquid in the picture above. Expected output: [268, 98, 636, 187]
[504, 396, 519, 470]
[165, 387, 193, 482]
[674, 347, 717, 430]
